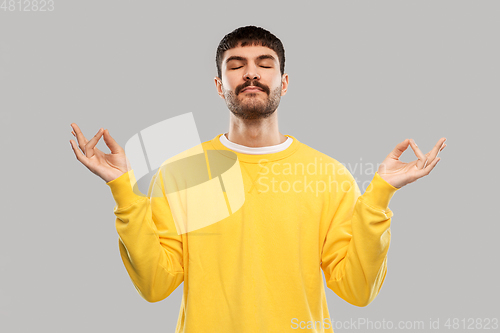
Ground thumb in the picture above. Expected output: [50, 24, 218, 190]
[102, 129, 124, 154]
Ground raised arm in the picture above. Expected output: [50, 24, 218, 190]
[69, 123, 184, 302]
[107, 168, 184, 302]
[321, 171, 398, 307]
[321, 137, 446, 306]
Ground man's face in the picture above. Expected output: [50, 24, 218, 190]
[215, 44, 289, 120]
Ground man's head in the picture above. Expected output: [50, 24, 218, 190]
[214, 26, 289, 120]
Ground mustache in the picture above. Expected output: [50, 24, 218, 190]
[236, 81, 269, 95]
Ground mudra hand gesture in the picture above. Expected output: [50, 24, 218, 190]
[377, 138, 447, 189]
[69, 123, 131, 183]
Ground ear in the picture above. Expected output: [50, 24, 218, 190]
[214, 77, 225, 99]
[280, 73, 289, 96]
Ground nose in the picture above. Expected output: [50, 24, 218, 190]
[244, 71, 260, 81]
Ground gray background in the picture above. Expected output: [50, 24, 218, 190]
[1, 0, 498, 332]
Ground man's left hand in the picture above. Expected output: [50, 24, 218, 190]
[377, 137, 447, 189]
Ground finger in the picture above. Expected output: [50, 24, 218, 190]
[102, 129, 123, 154]
[415, 156, 441, 179]
[71, 123, 89, 152]
[85, 128, 104, 158]
[409, 138, 427, 169]
[389, 138, 411, 160]
[436, 138, 447, 153]
[425, 142, 447, 159]
[70, 139, 90, 167]
[426, 137, 447, 165]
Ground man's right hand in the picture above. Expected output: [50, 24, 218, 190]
[69, 123, 131, 183]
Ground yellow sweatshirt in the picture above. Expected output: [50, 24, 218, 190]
[106, 133, 399, 332]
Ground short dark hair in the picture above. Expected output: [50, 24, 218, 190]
[215, 25, 285, 80]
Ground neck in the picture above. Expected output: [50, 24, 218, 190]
[226, 110, 286, 147]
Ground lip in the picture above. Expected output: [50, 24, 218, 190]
[241, 87, 264, 93]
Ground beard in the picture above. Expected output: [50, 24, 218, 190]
[223, 83, 282, 120]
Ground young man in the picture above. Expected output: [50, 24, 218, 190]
[70, 26, 446, 332]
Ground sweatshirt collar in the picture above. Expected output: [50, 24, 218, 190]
[209, 133, 301, 164]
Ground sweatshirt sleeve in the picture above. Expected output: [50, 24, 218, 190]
[106, 168, 184, 303]
[321, 170, 399, 307]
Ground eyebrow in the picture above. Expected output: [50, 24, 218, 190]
[225, 54, 277, 65]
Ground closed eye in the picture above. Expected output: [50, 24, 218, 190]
[231, 66, 272, 70]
